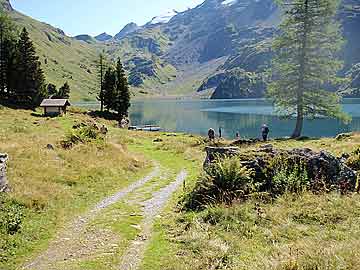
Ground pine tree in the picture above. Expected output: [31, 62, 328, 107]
[113, 58, 130, 120]
[103, 67, 116, 112]
[47, 83, 57, 97]
[0, 13, 17, 101]
[268, 0, 349, 138]
[14, 27, 46, 108]
[97, 52, 106, 112]
[58, 82, 71, 99]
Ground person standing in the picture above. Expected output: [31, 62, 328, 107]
[219, 127, 222, 138]
[208, 128, 215, 141]
[261, 124, 270, 142]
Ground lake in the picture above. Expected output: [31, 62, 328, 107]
[77, 99, 360, 139]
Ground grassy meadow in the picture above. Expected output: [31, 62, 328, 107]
[0, 106, 203, 269]
[141, 134, 360, 270]
[1, 105, 360, 270]
[0, 106, 150, 268]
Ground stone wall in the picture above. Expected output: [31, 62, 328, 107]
[0, 153, 9, 193]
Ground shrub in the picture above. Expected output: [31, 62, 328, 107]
[183, 157, 254, 210]
[60, 123, 105, 149]
[268, 156, 309, 196]
[0, 195, 25, 235]
[346, 152, 360, 171]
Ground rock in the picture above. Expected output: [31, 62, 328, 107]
[335, 133, 352, 140]
[46, 144, 55, 150]
[204, 146, 357, 192]
[204, 146, 240, 167]
[100, 125, 108, 135]
[153, 138, 163, 143]
[231, 138, 260, 146]
[0, 153, 9, 193]
[255, 148, 357, 191]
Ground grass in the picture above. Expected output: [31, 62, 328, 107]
[8, 7, 101, 102]
[51, 124, 203, 269]
[140, 133, 360, 270]
[2, 105, 360, 270]
[0, 107, 150, 269]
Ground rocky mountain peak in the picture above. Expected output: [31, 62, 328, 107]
[114, 22, 140, 40]
[95, 32, 113, 42]
[1, 0, 13, 12]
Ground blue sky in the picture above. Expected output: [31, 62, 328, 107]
[10, 0, 204, 36]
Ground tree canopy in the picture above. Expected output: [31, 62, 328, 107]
[268, 0, 350, 138]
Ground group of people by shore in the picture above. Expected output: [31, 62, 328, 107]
[208, 124, 270, 142]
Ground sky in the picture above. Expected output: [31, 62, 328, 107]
[10, 0, 204, 37]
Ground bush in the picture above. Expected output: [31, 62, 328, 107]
[183, 157, 254, 210]
[0, 195, 25, 235]
[60, 123, 105, 149]
[346, 152, 360, 171]
[267, 156, 309, 196]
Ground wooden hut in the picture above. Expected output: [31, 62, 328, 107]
[40, 99, 71, 116]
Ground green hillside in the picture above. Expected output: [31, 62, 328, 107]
[3, 0, 100, 102]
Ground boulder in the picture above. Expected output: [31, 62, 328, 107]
[253, 146, 357, 191]
[0, 153, 9, 193]
[231, 138, 261, 146]
[204, 145, 357, 192]
[204, 146, 240, 167]
[335, 133, 352, 140]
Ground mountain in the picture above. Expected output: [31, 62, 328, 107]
[103, 0, 359, 98]
[147, 10, 177, 25]
[74, 34, 97, 44]
[102, 0, 279, 96]
[95, 32, 113, 42]
[3, 0, 360, 100]
[114, 23, 140, 40]
[1, 0, 99, 101]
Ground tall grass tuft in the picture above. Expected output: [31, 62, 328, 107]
[183, 156, 254, 210]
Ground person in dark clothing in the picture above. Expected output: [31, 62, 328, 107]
[208, 128, 215, 141]
[261, 124, 270, 142]
[219, 127, 222, 138]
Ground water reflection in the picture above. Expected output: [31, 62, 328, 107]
[76, 99, 360, 139]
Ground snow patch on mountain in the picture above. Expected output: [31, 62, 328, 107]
[222, 0, 237, 6]
[149, 10, 178, 24]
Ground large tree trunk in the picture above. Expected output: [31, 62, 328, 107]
[292, 0, 309, 139]
[292, 104, 304, 138]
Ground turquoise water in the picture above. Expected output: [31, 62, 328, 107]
[76, 99, 360, 139]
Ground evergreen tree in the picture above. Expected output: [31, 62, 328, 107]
[115, 58, 131, 119]
[15, 28, 46, 107]
[97, 52, 106, 112]
[268, 0, 349, 138]
[0, 13, 17, 101]
[103, 67, 116, 111]
[47, 83, 57, 97]
[58, 82, 71, 99]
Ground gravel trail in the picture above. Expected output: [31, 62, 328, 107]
[22, 163, 160, 270]
[118, 170, 188, 270]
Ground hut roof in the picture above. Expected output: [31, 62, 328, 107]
[40, 99, 71, 107]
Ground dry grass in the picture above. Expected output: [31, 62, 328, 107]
[0, 107, 148, 269]
[141, 133, 360, 270]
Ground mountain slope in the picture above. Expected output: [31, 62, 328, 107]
[101, 0, 279, 96]
[101, 0, 359, 98]
[95, 32, 112, 42]
[5, 0, 359, 100]
[3, 0, 99, 101]
[114, 22, 140, 40]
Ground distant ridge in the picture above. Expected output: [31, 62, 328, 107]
[74, 34, 97, 44]
[114, 22, 139, 40]
[95, 32, 113, 42]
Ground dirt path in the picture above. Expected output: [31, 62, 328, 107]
[22, 163, 160, 270]
[118, 170, 188, 270]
